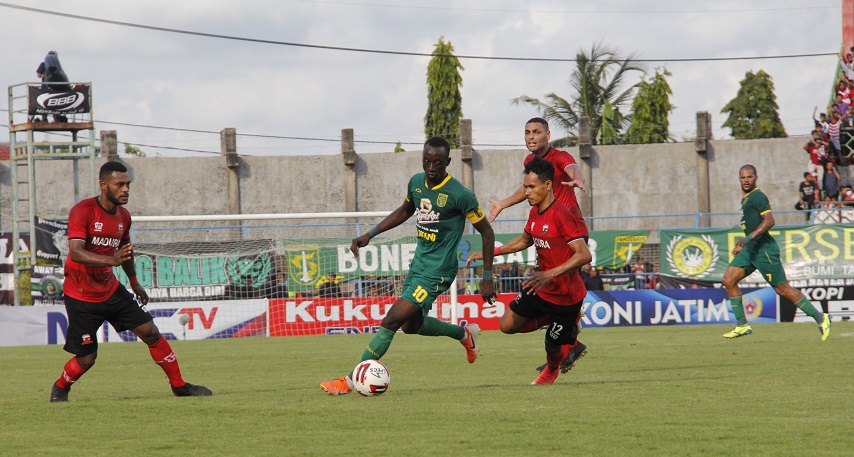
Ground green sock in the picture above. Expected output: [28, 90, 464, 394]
[417, 316, 466, 340]
[729, 296, 748, 326]
[360, 327, 396, 362]
[794, 296, 824, 324]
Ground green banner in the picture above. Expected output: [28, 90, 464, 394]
[660, 225, 854, 281]
[459, 230, 648, 270]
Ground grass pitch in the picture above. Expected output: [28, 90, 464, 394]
[1, 321, 850, 456]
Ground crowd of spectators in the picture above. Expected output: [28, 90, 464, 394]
[800, 49, 854, 219]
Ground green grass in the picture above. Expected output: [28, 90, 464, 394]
[1, 322, 851, 456]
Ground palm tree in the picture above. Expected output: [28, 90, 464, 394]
[513, 41, 644, 146]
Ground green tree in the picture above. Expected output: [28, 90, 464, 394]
[721, 70, 787, 139]
[625, 68, 674, 144]
[425, 37, 464, 148]
[124, 143, 147, 157]
[513, 41, 643, 146]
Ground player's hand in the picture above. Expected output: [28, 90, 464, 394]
[562, 178, 586, 193]
[732, 240, 745, 256]
[521, 270, 554, 295]
[131, 283, 149, 306]
[480, 277, 496, 304]
[464, 252, 483, 268]
[350, 234, 372, 258]
[487, 198, 503, 223]
[114, 244, 134, 266]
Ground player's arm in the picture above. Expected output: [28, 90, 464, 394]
[734, 212, 775, 253]
[523, 238, 592, 295]
[464, 232, 533, 270]
[118, 240, 149, 305]
[471, 216, 497, 303]
[69, 239, 132, 267]
[562, 163, 586, 192]
[350, 199, 416, 257]
[487, 186, 526, 223]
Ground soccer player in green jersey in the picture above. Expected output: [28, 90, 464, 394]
[320, 137, 497, 395]
[721, 164, 831, 340]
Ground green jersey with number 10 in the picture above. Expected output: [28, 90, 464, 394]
[406, 173, 485, 277]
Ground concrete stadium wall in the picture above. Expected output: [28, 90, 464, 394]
[1, 136, 844, 235]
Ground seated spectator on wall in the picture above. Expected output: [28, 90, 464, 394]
[841, 52, 854, 82]
[836, 94, 850, 118]
[813, 108, 829, 134]
[841, 185, 854, 206]
[841, 106, 854, 128]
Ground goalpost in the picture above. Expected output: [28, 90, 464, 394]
[93, 211, 476, 341]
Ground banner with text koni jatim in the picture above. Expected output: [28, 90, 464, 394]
[659, 225, 854, 282]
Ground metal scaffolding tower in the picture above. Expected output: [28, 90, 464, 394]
[6, 82, 97, 306]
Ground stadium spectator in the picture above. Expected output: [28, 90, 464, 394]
[813, 107, 828, 134]
[466, 156, 591, 385]
[823, 162, 842, 200]
[38, 50, 71, 122]
[584, 265, 605, 291]
[318, 273, 342, 297]
[721, 164, 830, 340]
[795, 172, 819, 222]
[805, 133, 827, 186]
[827, 113, 842, 163]
[320, 136, 495, 396]
[50, 161, 211, 403]
[841, 52, 854, 82]
[841, 185, 854, 206]
[841, 106, 854, 128]
[836, 94, 849, 118]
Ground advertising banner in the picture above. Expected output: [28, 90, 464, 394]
[34, 217, 68, 265]
[660, 225, 854, 282]
[27, 84, 91, 115]
[114, 250, 274, 302]
[783, 281, 854, 322]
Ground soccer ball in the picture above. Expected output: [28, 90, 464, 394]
[351, 359, 390, 396]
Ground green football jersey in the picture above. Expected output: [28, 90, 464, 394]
[740, 188, 774, 246]
[406, 172, 485, 277]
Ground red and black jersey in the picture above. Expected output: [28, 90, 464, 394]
[63, 197, 132, 302]
[525, 199, 588, 306]
[524, 147, 588, 237]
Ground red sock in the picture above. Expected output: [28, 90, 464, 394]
[546, 344, 570, 369]
[148, 337, 185, 388]
[518, 314, 553, 333]
[55, 357, 87, 390]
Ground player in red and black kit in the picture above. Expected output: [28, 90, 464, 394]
[468, 156, 592, 384]
[50, 161, 211, 402]
[488, 117, 590, 374]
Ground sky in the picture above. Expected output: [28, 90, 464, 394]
[0, 0, 845, 157]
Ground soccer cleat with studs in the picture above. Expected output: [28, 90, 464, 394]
[535, 341, 588, 374]
[320, 377, 353, 396]
[723, 324, 753, 339]
[819, 314, 831, 341]
[50, 384, 70, 403]
[461, 324, 481, 364]
[172, 382, 213, 397]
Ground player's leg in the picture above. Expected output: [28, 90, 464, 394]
[51, 296, 103, 402]
[721, 252, 753, 338]
[765, 265, 830, 340]
[532, 303, 581, 385]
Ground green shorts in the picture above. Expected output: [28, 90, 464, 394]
[400, 271, 453, 316]
[729, 242, 788, 287]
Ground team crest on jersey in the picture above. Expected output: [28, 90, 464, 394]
[436, 193, 448, 208]
[118, 223, 123, 233]
[94, 222, 103, 232]
[542, 224, 549, 234]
